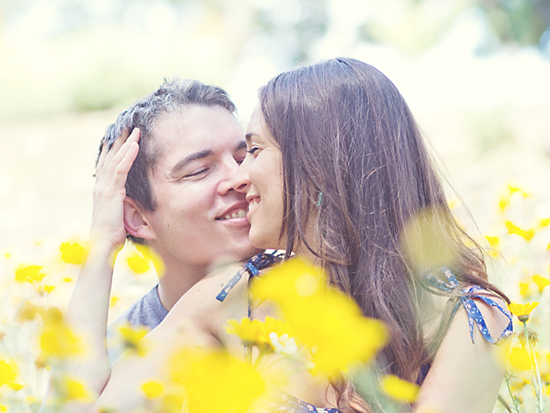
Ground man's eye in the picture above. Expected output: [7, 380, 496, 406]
[247, 147, 260, 156]
[184, 168, 208, 178]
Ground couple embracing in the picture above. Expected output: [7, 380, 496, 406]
[43, 58, 512, 413]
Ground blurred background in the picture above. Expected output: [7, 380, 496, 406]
[0, 0, 549, 410]
[1, 0, 548, 250]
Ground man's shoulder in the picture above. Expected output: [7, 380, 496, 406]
[108, 285, 168, 333]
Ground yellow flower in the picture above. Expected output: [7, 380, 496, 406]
[532, 275, 549, 293]
[127, 251, 150, 274]
[539, 218, 550, 228]
[508, 302, 539, 322]
[508, 346, 531, 371]
[8, 382, 23, 391]
[14, 265, 45, 283]
[0, 404, 7, 412]
[505, 221, 534, 242]
[400, 208, 458, 271]
[380, 374, 419, 403]
[507, 184, 529, 197]
[142, 380, 164, 398]
[38, 308, 83, 361]
[16, 301, 45, 323]
[252, 259, 388, 376]
[56, 376, 92, 402]
[0, 359, 17, 386]
[485, 235, 499, 248]
[498, 195, 510, 213]
[519, 281, 530, 297]
[118, 323, 149, 356]
[168, 347, 265, 413]
[110, 296, 119, 307]
[126, 244, 165, 277]
[60, 242, 86, 265]
[226, 317, 293, 350]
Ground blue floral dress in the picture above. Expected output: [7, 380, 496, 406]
[217, 254, 513, 412]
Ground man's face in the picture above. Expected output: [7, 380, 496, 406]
[142, 105, 260, 268]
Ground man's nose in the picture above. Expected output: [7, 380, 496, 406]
[218, 156, 250, 195]
[231, 156, 252, 195]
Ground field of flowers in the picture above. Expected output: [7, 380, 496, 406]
[0, 108, 548, 412]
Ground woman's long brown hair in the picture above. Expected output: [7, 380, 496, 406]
[258, 58, 509, 412]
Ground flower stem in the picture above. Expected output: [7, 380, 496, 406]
[504, 374, 521, 413]
[523, 321, 544, 413]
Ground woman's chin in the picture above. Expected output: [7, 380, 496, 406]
[249, 229, 282, 251]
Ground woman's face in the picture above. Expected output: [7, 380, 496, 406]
[233, 104, 286, 250]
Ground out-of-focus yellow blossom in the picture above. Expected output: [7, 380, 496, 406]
[519, 281, 530, 297]
[539, 218, 550, 228]
[505, 221, 534, 242]
[507, 184, 529, 197]
[127, 251, 150, 274]
[38, 308, 83, 361]
[126, 244, 165, 277]
[16, 301, 45, 322]
[226, 317, 294, 350]
[15, 265, 45, 283]
[8, 382, 23, 391]
[110, 296, 119, 307]
[168, 347, 265, 413]
[447, 197, 459, 210]
[508, 302, 539, 322]
[118, 323, 149, 356]
[508, 346, 531, 371]
[0, 404, 7, 412]
[532, 275, 549, 293]
[56, 376, 92, 402]
[0, 359, 17, 386]
[380, 374, 419, 403]
[517, 328, 539, 348]
[400, 208, 458, 271]
[62, 277, 73, 283]
[510, 377, 530, 392]
[142, 380, 164, 398]
[60, 242, 86, 265]
[252, 259, 388, 376]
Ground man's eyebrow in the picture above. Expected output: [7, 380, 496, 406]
[169, 149, 214, 176]
[245, 133, 256, 143]
[236, 140, 247, 151]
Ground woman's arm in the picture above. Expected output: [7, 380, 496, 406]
[90, 261, 248, 413]
[415, 296, 511, 413]
[42, 130, 140, 412]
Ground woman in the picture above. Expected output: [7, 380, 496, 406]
[47, 58, 512, 413]
[228, 57, 513, 412]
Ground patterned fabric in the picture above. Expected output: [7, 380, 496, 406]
[425, 267, 513, 345]
[217, 259, 512, 412]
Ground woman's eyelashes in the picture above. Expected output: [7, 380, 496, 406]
[246, 147, 260, 156]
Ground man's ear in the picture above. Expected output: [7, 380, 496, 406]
[123, 197, 155, 240]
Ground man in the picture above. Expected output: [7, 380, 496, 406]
[101, 79, 261, 360]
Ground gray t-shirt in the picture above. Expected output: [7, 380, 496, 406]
[107, 285, 168, 363]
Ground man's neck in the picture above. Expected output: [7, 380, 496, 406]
[156, 261, 209, 312]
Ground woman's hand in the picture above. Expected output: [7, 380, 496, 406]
[90, 128, 140, 250]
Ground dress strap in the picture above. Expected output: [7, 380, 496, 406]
[215, 252, 282, 303]
[425, 267, 513, 345]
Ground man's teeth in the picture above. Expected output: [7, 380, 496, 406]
[222, 209, 247, 220]
[249, 200, 259, 209]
